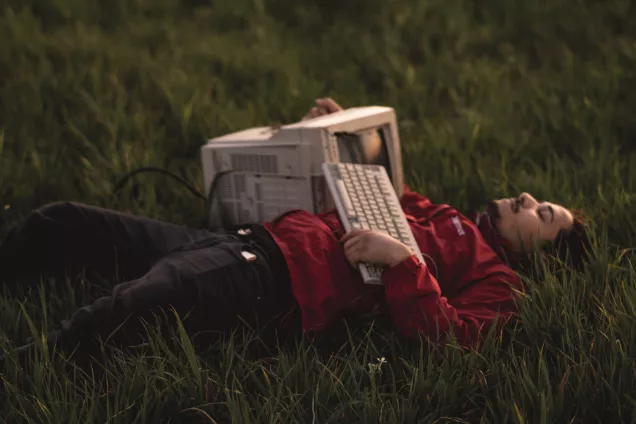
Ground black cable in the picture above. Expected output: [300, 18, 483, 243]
[112, 166, 236, 230]
[113, 167, 205, 200]
[203, 170, 236, 231]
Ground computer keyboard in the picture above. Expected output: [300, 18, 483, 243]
[322, 162, 425, 285]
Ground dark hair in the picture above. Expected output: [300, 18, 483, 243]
[512, 213, 594, 279]
[546, 214, 595, 272]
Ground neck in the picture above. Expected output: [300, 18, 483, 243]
[474, 210, 523, 267]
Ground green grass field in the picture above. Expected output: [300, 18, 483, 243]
[1, 0, 636, 422]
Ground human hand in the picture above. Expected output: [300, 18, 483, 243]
[341, 229, 414, 268]
[302, 97, 343, 120]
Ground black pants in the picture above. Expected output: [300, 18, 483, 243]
[0, 202, 293, 359]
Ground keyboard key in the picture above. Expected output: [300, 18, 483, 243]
[369, 266, 383, 278]
[335, 179, 356, 218]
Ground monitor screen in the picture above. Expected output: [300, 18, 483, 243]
[334, 128, 392, 180]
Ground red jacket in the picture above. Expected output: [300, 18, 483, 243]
[262, 185, 524, 348]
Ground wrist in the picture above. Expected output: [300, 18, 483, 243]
[389, 247, 414, 267]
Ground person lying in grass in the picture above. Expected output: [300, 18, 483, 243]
[0, 98, 594, 366]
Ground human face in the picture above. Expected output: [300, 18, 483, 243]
[488, 193, 574, 253]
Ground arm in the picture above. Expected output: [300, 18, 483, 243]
[400, 184, 452, 221]
[400, 185, 431, 211]
[381, 240, 523, 348]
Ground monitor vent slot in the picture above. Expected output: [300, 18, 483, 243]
[230, 154, 279, 173]
[234, 174, 247, 195]
[255, 183, 262, 201]
[219, 176, 233, 199]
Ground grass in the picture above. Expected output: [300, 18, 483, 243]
[1, 0, 636, 422]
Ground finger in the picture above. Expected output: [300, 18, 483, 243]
[344, 246, 360, 268]
[344, 236, 362, 248]
[341, 229, 369, 243]
[316, 97, 342, 113]
[316, 106, 329, 116]
[343, 237, 362, 252]
[344, 243, 359, 258]
[346, 247, 365, 267]
[345, 238, 369, 264]
[303, 107, 316, 120]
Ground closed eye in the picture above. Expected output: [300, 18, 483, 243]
[547, 205, 555, 222]
[538, 208, 545, 222]
[538, 206, 555, 223]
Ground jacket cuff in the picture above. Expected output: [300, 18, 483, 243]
[382, 255, 424, 284]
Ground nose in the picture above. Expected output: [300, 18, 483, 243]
[519, 192, 538, 208]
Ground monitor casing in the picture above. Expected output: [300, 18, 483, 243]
[200, 106, 403, 228]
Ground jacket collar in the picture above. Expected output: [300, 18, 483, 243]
[474, 210, 523, 267]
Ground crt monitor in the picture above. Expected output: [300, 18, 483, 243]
[200, 106, 404, 227]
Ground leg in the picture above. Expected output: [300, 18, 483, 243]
[23, 232, 293, 360]
[0, 201, 213, 283]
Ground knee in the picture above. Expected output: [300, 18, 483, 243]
[35, 201, 83, 219]
[116, 261, 195, 313]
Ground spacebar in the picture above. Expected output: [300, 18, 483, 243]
[336, 179, 356, 217]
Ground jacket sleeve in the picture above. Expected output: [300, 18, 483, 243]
[399, 184, 434, 215]
[381, 253, 523, 348]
